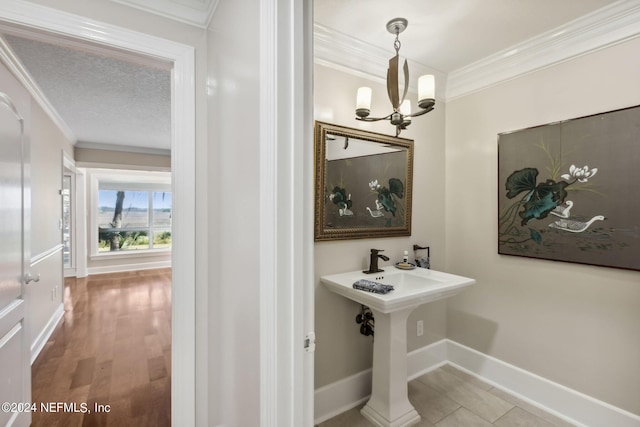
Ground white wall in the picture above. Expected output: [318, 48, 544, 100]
[313, 63, 449, 388]
[208, 2, 313, 425]
[30, 101, 73, 255]
[29, 96, 73, 359]
[207, 0, 260, 425]
[445, 37, 640, 415]
[26, 0, 206, 48]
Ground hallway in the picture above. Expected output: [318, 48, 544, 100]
[31, 269, 172, 426]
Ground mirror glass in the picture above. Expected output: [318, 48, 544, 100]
[314, 121, 413, 241]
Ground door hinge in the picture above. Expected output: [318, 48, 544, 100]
[304, 332, 316, 353]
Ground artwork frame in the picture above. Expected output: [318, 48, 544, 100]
[498, 105, 640, 271]
[314, 121, 413, 241]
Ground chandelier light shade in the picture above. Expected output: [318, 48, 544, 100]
[355, 18, 435, 136]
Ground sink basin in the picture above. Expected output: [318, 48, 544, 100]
[321, 267, 475, 313]
[321, 267, 475, 427]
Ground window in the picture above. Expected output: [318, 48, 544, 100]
[91, 170, 171, 256]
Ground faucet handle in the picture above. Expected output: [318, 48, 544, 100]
[370, 248, 384, 254]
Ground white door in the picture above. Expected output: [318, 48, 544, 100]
[0, 63, 32, 427]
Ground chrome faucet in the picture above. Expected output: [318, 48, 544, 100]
[363, 249, 390, 274]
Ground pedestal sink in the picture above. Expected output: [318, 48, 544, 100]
[321, 267, 475, 427]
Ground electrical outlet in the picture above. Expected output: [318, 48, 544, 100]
[416, 320, 424, 337]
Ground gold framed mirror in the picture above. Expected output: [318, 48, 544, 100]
[314, 121, 414, 241]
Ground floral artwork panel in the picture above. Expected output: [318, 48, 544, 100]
[498, 105, 640, 271]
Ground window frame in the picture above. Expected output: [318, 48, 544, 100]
[89, 169, 172, 259]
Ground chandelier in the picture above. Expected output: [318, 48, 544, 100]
[355, 18, 435, 136]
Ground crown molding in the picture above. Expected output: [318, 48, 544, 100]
[447, 0, 640, 100]
[110, 0, 219, 28]
[0, 34, 76, 142]
[313, 23, 448, 100]
[314, 0, 640, 102]
[75, 141, 171, 156]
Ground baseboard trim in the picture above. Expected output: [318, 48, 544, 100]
[314, 340, 448, 424]
[87, 260, 171, 276]
[314, 369, 372, 425]
[30, 303, 64, 365]
[314, 339, 640, 427]
[446, 340, 640, 427]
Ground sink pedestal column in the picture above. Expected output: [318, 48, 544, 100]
[361, 307, 421, 427]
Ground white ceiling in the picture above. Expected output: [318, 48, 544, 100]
[314, 0, 619, 73]
[0, 0, 634, 153]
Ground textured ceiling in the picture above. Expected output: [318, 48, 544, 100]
[3, 34, 171, 152]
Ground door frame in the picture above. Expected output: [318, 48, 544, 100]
[62, 151, 75, 277]
[259, 1, 315, 425]
[0, 1, 196, 424]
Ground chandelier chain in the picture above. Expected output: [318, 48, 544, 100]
[394, 32, 401, 55]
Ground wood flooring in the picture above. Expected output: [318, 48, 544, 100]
[317, 364, 577, 427]
[31, 268, 172, 427]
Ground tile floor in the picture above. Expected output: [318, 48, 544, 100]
[317, 365, 577, 427]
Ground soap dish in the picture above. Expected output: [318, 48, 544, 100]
[394, 262, 416, 270]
